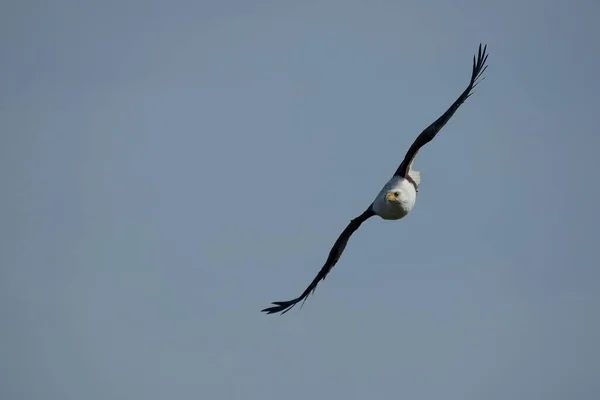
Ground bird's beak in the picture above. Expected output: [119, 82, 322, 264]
[385, 192, 397, 202]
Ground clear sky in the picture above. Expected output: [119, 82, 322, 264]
[2, 1, 599, 399]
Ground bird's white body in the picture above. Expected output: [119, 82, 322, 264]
[372, 176, 417, 220]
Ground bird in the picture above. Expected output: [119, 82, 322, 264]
[261, 43, 489, 315]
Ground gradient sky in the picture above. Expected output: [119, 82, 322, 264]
[2, 1, 600, 399]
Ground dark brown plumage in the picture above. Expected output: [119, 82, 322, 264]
[261, 208, 375, 315]
[394, 44, 488, 179]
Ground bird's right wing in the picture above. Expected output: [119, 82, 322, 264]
[261, 207, 375, 315]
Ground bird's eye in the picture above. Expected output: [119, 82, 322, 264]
[395, 191, 400, 196]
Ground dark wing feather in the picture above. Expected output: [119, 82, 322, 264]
[261, 207, 375, 315]
[394, 43, 489, 178]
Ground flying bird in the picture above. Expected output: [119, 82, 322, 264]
[262, 44, 489, 315]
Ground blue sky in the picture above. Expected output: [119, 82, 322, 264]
[2, 1, 599, 399]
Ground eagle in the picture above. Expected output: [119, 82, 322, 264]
[262, 44, 489, 315]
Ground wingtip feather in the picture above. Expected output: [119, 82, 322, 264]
[261, 298, 302, 315]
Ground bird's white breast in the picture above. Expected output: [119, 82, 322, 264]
[372, 176, 417, 220]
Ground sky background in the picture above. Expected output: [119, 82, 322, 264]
[2, 1, 600, 399]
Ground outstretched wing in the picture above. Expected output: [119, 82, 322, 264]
[394, 43, 489, 178]
[261, 207, 375, 315]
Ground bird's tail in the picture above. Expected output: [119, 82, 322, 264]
[408, 169, 421, 186]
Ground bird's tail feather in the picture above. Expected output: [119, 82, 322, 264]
[408, 169, 420, 185]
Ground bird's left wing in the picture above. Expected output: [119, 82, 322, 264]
[261, 207, 375, 315]
[394, 43, 489, 179]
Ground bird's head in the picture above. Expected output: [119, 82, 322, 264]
[385, 190, 402, 203]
